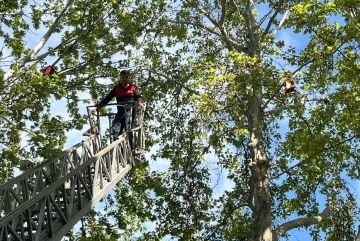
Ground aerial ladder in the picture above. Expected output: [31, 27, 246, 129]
[0, 102, 145, 241]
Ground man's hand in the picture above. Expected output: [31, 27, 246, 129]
[90, 107, 98, 114]
[136, 101, 143, 108]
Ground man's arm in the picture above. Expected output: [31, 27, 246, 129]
[95, 88, 115, 109]
[134, 86, 142, 104]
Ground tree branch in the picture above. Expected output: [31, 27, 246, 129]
[183, 0, 246, 52]
[273, 10, 290, 36]
[263, 39, 345, 111]
[262, 59, 315, 111]
[219, 0, 227, 26]
[265, 104, 302, 114]
[356, 225, 360, 241]
[229, 0, 243, 16]
[206, 202, 249, 239]
[142, 68, 200, 95]
[239, 0, 258, 54]
[167, 20, 221, 37]
[262, 0, 287, 37]
[184, 0, 218, 28]
[273, 134, 356, 179]
[347, 7, 360, 46]
[3, 0, 75, 81]
[273, 207, 330, 241]
[38, 36, 78, 58]
[234, 92, 250, 117]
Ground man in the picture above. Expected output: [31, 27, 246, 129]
[94, 70, 143, 141]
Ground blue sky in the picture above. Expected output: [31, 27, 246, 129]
[2, 1, 360, 240]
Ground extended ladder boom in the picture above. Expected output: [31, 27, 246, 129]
[0, 104, 145, 241]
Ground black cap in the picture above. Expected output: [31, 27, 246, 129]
[120, 70, 130, 75]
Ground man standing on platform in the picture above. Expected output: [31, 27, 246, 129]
[94, 70, 143, 141]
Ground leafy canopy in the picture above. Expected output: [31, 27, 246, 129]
[2, 0, 360, 241]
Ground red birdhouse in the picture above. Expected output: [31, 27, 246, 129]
[43, 65, 55, 76]
[283, 76, 295, 93]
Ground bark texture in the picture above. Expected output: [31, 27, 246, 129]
[248, 91, 272, 241]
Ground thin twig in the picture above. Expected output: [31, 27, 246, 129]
[142, 68, 200, 95]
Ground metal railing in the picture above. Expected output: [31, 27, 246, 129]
[0, 103, 145, 241]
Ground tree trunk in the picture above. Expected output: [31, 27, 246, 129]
[248, 91, 272, 241]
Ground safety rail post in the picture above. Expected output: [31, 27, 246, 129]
[90, 102, 144, 152]
[130, 106, 145, 156]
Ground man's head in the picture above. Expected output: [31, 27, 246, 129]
[119, 70, 130, 87]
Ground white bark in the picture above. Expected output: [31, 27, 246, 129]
[273, 10, 290, 36]
[3, 0, 75, 82]
[273, 207, 330, 241]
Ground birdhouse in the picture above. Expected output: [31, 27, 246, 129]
[283, 76, 295, 93]
[43, 65, 55, 76]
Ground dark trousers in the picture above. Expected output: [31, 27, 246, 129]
[111, 108, 137, 143]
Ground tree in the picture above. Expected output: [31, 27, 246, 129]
[2, 0, 360, 241]
[106, 0, 360, 240]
